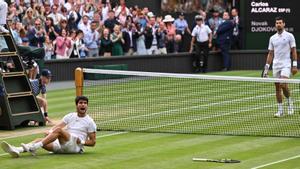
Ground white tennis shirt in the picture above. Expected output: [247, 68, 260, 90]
[268, 30, 296, 69]
[63, 113, 97, 142]
[191, 24, 212, 43]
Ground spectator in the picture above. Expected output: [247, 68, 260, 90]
[78, 15, 91, 33]
[22, 8, 35, 28]
[44, 35, 54, 60]
[121, 24, 131, 56]
[231, 8, 243, 49]
[10, 21, 23, 45]
[100, 28, 113, 57]
[111, 24, 124, 56]
[45, 17, 59, 41]
[208, 9, 222, 51]
[48, 4, 65, 26]
[163, 15, 176, 53]
[117, 10, 127, 26]
[64, 0, 74, 12]
[189, 15, 212, 73]
[137, 10, 147, 29]
[216, 11, 234, 71]
[7, 3, 19, 23]
[123, 17, 135, 55]
[114, 0, 130, 17]
[104, 10, 118, 33]
[74, 29, 87, 58]
[84, 21, 100, 57]
[144, 24, 154, 55]
[60, 7, 69, 21]
[146, 13, 159, 55]
[67, 4, 81, 30]
[27, 18, 46, 47]
[174, 12, 191, 52]
[43, 2, 52, 16]
[68, 30, 78, 58]
[58, 19, 69, 33]
[156, 21, 167, 54]
[82, 4, 94, 21]
[55, 29, 71, 59]
[134, 23, 147, 55]
[99, 1, 111, 22]
[33, 4, 46, 22]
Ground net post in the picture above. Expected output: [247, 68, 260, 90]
[75, 67, 83, 96]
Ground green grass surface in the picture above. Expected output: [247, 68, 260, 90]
[1, 70, 300, 169]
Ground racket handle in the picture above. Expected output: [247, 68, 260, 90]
[192, 158, 207, 161]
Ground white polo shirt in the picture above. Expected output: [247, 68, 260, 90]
[191, 24, 212, 43]
[63, 113, 97, 142]
[268, 30, 296, 69]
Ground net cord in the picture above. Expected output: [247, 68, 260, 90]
[82, 68, 300, 84]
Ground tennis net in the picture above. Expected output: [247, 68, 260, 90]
[77, 68, 300, 137]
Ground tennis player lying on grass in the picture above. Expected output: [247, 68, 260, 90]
[1, 96, 97, 158]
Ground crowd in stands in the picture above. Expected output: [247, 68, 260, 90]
[4, 0, 242, 60]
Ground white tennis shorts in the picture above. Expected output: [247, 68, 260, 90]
[52, 135, 82, 154]
[273, 67, 291, 78]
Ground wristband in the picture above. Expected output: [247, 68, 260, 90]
[265, 64, 270, 70]
[293, 61, 297, 67]
[80, 140, 85, 145]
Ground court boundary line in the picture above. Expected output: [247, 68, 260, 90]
[251, 154, 300, 169]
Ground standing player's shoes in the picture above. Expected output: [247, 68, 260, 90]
[1, 141, 20, 158]
[274, 111, 284, 118]
[21, 143, 36, 156]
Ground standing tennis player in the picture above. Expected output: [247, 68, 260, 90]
[263, 16, 298, 117]
[1, 96, 97, 157]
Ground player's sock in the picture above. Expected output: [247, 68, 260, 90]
[31, 141, 43, 151]
[287, 97, 293, 106]
[287, 97, 294, 115]
[274, 103, 284, 117]
[278, 103, 283, 113]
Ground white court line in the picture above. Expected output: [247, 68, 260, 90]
[251, 154, 300, 169]
[0, 132, 128, 157]
[0, 153, 8, 157]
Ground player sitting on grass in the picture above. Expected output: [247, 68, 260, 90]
[1, 96, 97, 158]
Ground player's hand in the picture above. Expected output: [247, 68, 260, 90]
[262, 64, 270, 78]
[76, 138, 85, 145]
[44, 129, 53, 136]
[262, 70, 268, 78]
[292, 67, 298, 75]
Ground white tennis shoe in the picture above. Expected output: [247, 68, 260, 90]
[21, 143, 36, 156]
[274, 111, 284, 118]
[1, 141, 20, 158]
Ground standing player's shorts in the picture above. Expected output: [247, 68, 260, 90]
[273, 67, 291, 78]
[52, 135, 82, 154]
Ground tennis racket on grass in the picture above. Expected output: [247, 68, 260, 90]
[192, 158, 241, 163]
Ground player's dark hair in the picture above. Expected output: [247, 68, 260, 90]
[75, 96, 89, 105]
[275, 16, 285, 23]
